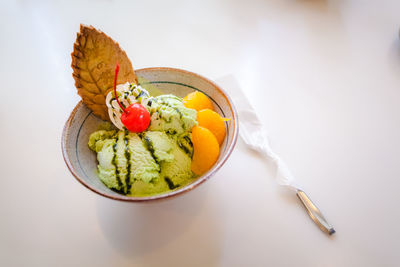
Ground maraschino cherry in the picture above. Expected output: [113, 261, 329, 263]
[113, 63, 150, 133]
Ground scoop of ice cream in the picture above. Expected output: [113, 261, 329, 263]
[88, 129, 195, 196]
[148, 95, 197, 135]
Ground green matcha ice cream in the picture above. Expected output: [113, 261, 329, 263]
[89, 89, 198, 196]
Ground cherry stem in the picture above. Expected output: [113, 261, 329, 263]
[113, 62, 126, 113]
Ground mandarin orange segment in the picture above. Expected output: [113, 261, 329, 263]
[183, 91, 214, 111]
[191, 126, 220, 175]
[197, 109, 226, 145]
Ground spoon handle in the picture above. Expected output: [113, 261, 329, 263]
[296, 190, 336, 235]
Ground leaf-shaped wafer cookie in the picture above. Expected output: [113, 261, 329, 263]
[71, 24, 137, 121]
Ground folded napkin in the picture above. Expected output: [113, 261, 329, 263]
[216, 75, 301, 191]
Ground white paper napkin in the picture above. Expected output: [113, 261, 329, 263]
[216, 75, 302, 191]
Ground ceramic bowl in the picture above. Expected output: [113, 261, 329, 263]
[62, 67, 238, 201]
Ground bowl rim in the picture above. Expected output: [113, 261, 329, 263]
[61, 67, 239, 202]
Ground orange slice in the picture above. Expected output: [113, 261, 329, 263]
[183, 91, 214, 111]
[197, 109, 226, 145]
[191, 126, 220, 175]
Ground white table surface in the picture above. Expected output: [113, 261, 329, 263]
[1, 0, 400, 266]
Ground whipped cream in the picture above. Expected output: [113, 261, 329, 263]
[105, 82, 151, 130]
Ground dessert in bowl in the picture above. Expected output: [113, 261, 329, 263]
[61, 25, 238, 201]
